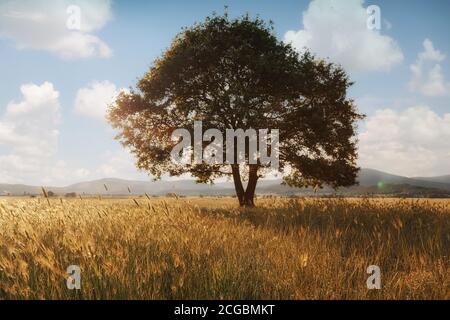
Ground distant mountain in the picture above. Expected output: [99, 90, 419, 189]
[1, 168, 450, 197]
[0, 178, 235, 196]
[412, 175, 450, 185]
[356, 168, 450, 191]
[0, 183, 42, 196]
[344, 183, 450, 198]
[59, 178, 236, 196]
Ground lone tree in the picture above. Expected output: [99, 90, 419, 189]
[108, 13, 363, 206]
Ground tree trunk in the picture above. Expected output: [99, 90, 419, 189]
[231, 164, 245, 206]
[231, 164, 259, 207]
[243, 164, 258, 206]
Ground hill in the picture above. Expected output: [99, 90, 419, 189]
[1, 168, 450, 197]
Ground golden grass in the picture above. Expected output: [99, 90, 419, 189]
[0, 197, 448, 299]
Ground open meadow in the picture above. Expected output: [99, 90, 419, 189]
[0, 196, 448, 299]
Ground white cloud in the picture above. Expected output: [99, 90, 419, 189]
[0, 82, 60, 156]
[0, 82, 103, 186]
[74, 80, 124, 121]
[0, 82, 145, 186]
[39, 160, 92, 185]
[96, 149, 145, 179]
[284, 0, 403, 73]
[358, 106, 450, 176]
[0, 82, 61, 183]
[409, 39, 450, 96]
[0, 0, 112, 59]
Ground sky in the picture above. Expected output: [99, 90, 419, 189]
[0, 0, 449, 186]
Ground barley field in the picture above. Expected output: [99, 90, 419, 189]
[0, 196, 448, 300]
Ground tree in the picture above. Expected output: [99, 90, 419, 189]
[65, 192, 78, 198]
[108, 12, 363, 207]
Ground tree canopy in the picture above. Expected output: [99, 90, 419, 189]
[108, 12, 364, 206]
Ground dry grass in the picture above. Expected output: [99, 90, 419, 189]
[0, 196, 448, 299]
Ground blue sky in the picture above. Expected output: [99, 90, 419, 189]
[0, 0, 449, 186]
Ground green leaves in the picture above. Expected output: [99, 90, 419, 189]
[108, 12, 363, 195]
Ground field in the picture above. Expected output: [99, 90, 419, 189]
[0, 196, 448, 300]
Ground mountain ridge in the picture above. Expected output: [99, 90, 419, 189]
[1, 168, 450, 196]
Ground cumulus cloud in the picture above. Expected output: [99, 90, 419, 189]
[0, 82, 61, 183]
[0, 82, 103, 185]
[74, 80, 124, 121]
[0, 82, 145, 185]
[96, 149, 144, 179]
[0, 82, 60, 156]
[0, 0, 112, 59]
[358, 106, 450, 177]
[284, 0, 403, 73]
[409, 39, 450, 96]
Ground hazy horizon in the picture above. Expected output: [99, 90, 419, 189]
[1, 167, 450, 189]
